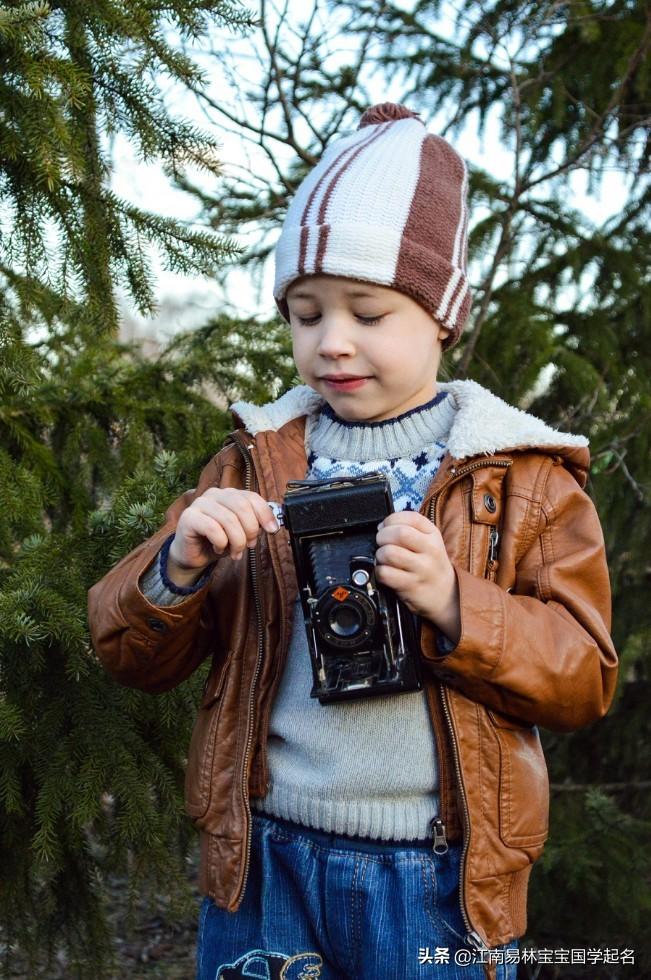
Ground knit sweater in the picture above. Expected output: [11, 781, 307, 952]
[139, 390, 457, 840]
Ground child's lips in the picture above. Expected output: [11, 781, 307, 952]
[321, 375, 371, 391]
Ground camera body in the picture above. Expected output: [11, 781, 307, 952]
[274, 473, 423, 704]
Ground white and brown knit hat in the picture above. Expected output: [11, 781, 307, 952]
[273, 102, 471, 350]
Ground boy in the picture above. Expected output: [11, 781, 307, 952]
[88, 104, 618, 980]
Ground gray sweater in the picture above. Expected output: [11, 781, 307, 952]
[139, 391, 457, 840]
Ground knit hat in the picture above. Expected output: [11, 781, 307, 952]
[273, 102, 471, 350]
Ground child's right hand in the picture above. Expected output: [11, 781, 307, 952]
[168, 488, 280, 575]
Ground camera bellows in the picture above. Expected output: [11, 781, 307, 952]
[308, 533, 372, 595]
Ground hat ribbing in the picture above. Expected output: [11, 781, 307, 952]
[273, 103, 471, 350]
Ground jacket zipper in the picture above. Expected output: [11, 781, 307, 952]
[426, 457, 510, 952]
[231, 435, 265, 910]
[487, 528, 499, 580]
[430, 816, 448, 854]
[488, 528, 499, 565]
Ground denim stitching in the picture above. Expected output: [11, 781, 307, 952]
[350, 856, 369, 978]
[420, 854, 439, 932]
[196, 896, 211, 979]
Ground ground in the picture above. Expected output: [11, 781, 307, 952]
[3, 837, 202, 980]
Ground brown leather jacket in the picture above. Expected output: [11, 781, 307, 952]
[87, 380, 618, 957]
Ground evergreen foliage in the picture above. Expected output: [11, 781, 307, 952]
[0, 0, 295, 975]
[0, 0, 251, 335]
[0, 316, 293, 975]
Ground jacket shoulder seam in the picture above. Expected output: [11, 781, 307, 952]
[509, 454, 552, 564]
[536, 460, 575, 602]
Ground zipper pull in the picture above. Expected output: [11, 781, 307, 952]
[430, 816, 448, 854]
[488, 528, 499, 564]
[465, 929, 489, 952]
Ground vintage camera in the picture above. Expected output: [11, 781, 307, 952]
[269, 473, 423, 704]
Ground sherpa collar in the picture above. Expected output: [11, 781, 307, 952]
[230, 379, 588, 461]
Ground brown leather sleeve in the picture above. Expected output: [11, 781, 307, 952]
[87, 444, 240, 693]
[421, 462, 619, 732]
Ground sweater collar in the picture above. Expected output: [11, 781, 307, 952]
[307, 390, 456, 461]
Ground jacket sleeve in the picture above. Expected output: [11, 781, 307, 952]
[87, 444, 240, 694]
[420, 461, 619, 732]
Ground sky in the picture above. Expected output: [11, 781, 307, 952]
[110, 1, 633, 345]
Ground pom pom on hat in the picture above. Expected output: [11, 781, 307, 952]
[273, 102, 471, 350]
[358, 103, 424, 128]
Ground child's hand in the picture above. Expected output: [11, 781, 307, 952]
[169, 488, 280, 573]
[375, 512, 461, 644]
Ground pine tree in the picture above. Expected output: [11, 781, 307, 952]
[177, 2, 651, 974]
[0, 2, 297, 976]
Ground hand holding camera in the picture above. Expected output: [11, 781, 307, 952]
[167, 488, 279, 587]
[375, 511, 461, 646]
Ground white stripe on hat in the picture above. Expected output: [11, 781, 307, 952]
[451, 161, 468, 270]
[448, 277, 469, 328]
[436, 162, 468, 323]
[302, 125, 385, 227]
[275, 126, 388, 288]
[312, 119, 425, 282]
[436, 267, 462, 322]
[312, 223, 407, 286]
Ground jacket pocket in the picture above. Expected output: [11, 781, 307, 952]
[184, 650, 233, 820]
[487, 708, 550, 852]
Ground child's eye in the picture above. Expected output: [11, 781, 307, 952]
[295, 313, 384, 326]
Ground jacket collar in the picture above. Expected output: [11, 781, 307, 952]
[230, 379, 588, 460]
[230, 380, 591, 488]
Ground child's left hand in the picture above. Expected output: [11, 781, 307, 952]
[374, 512, 461, 645]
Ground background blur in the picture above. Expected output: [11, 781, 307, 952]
[1, 0, 649, 976]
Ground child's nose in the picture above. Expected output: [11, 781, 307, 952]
[315, 316, 355, 357]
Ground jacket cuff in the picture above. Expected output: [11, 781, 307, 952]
[139, 533, 215, 607]
[420, 565, 505, 681]
[159, 533, 216, 593]
[105, 532, 212, 647]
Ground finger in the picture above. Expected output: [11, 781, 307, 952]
[378, 511, 435, 533]
[183, 511, 230, 556]
[376, 523, 436, 554]
[210, 490, 278, 537]
[222, 497, 269, 544]
[374, 561, 413, 588]
[200, 490, 262, 543]
[193, 502, 249, 557]
[375, 543, 420, 572]
[249, 493, 281, 532]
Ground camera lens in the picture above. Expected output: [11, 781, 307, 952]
[328, 603, 363, 637]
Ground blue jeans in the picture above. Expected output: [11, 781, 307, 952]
[196, 812, 519, 980]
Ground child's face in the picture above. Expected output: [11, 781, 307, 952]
[287, 275, 450, 423]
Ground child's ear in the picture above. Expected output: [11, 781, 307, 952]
[436, 321, 451, 343]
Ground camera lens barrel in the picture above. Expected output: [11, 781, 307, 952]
[313, 587, 377, 650]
